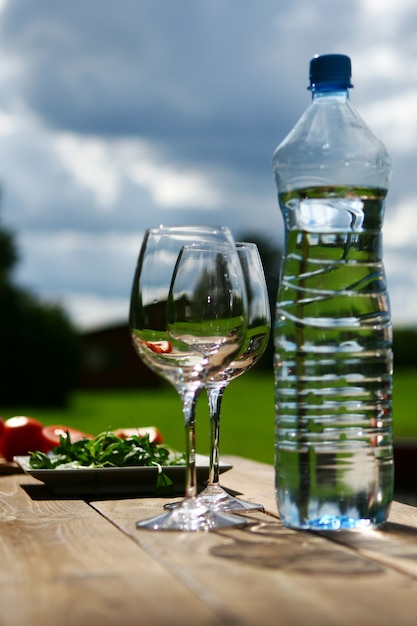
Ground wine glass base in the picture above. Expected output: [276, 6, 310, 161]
[164, 485, 264, 513]
[136, 497, 248, 531]
[197, 484, 264, 512]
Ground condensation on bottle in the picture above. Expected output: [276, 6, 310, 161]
[272, 54, 394, 530]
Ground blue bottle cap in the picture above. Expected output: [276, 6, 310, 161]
[309, 54, 353, 90]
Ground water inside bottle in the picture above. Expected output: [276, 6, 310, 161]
[275, 187, 394, 530]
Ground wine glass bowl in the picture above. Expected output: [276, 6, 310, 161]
[129, 226, 249, 530]
[130, 226, 241, 387]
[167, 244, 248, 377]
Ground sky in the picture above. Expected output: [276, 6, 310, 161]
[0, 0, 416, 330]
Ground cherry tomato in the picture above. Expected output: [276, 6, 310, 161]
[112, 426, 163, 444]
[1, 416, 47, 461]
[41, 425, 93, 451]
[143, 340, 173, 354]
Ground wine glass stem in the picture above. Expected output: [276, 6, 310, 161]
[207, 384, 226, 486]
[180, 384, 201, 499]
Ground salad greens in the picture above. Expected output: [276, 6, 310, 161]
[29, 431, 186, 494]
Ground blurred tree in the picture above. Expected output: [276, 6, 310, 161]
[235, 231, 282, 370]
[0, 216, 80, 406]
[393, 327, 417, 368]
[0, 227, 18, 283]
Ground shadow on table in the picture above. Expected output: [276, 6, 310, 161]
[211, 509, 417, 576]
[20, 482, 242, 502]
[211, 519, 385, 576]
[20, 483, 163, 501]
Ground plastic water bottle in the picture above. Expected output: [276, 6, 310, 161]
[272, 54, 394, 530]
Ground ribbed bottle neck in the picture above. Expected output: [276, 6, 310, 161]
[311, 88, 350, 101]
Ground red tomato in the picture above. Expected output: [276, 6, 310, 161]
[41, 425, 93, 451]
[112, 426, 163, 444]
[1, 416, 46, 461]
[143, 340, 173, 354]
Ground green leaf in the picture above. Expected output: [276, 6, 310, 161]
[28, 429, 185, 493]
[29, 451, 53, 469]
[155, 467, 174, 496]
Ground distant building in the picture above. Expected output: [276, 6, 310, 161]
[77, 323, 161, 389]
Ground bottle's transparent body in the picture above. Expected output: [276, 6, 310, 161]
[273, 83, 394, 530]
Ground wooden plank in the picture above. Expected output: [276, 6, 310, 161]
[390, 500, 417, 528]
[0, 474, 221, 626]
[4, 456, 417, 626]
[92, 461, 417, 626]
[315, 500, 417, 582]
[219, 455, 278, 513]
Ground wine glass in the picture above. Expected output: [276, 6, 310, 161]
[199, 242, 271, 511]
[129, 226, 248, 531]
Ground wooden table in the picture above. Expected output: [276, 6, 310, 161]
[2, 455, 417, 626]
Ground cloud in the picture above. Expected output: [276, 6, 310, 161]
[54, 132, 223, 210]
[0, 0, 416, 330]
[385, 198, 417, 247]
[53, 135, 122, 208]
[58, 293, 131, 331]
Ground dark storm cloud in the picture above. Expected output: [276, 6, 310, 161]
[0, 0, 359, 174]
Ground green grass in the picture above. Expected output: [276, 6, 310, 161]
[2, 368, 416, 465]
[1, 372, 276, 464]
[391, 368, 417, 438]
